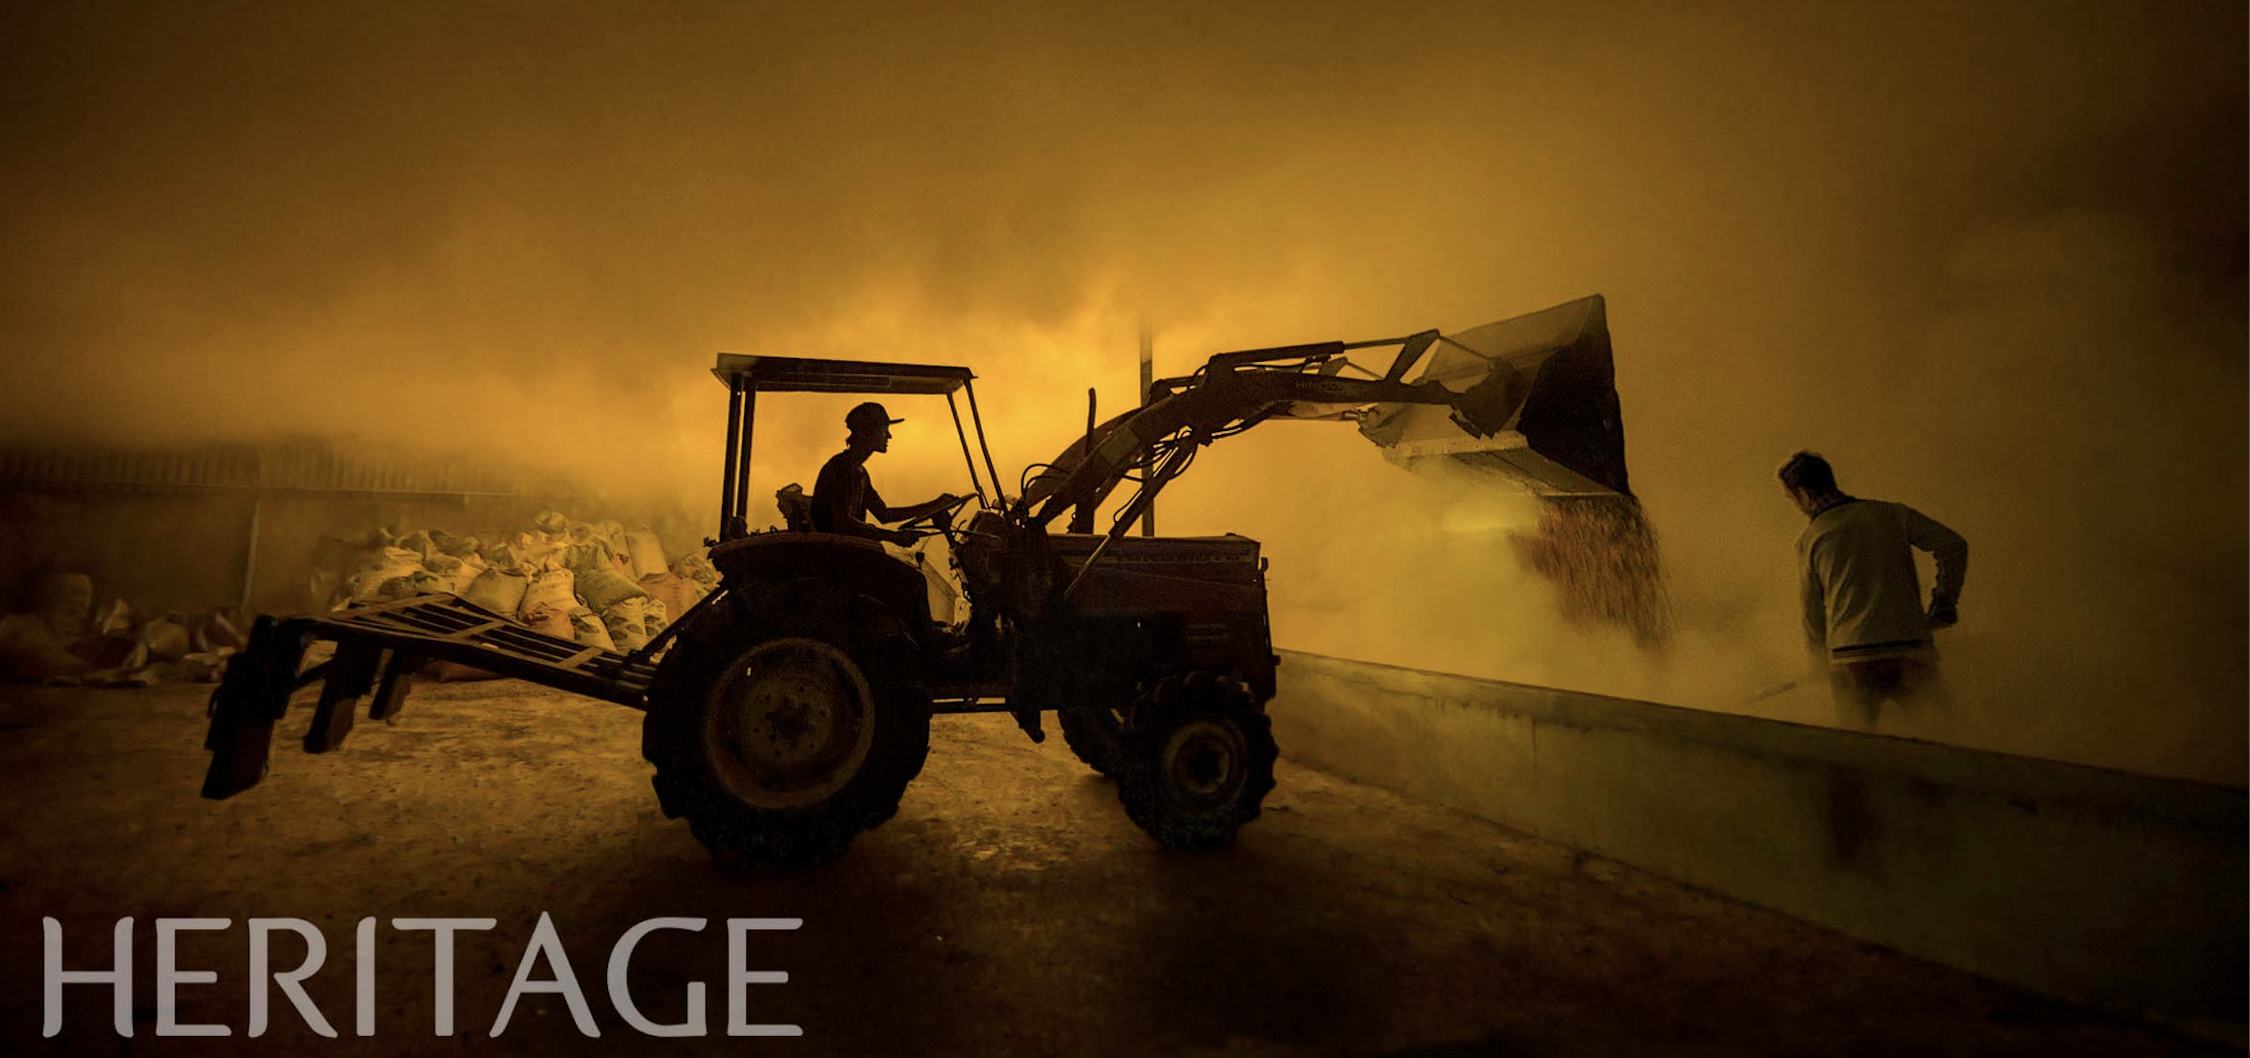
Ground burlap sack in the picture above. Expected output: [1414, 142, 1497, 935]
[190, 608, 248, 653]
[521, 542, 565, 574]
[639, 572, 706, 627]
[157, 651, 230, 683]
[623, 525, 670, 579]
[461, 568, 530, 616]
[393, 530, 436, 561]
[0, 613, 90, 681]
[403, 570, 455, 597]
[481, 542, 526, 575]
[570, 607, 616, 652]
[522, 604, 575, 641]
[139, 616, 192, 662]
[506, 527, 564, 573]
[37, 573, 96, 637]
[574, 565, 646, 613]
[672, 553, 719, 587]
[563, 537, 615, 573]
[94, 598, 132, 638]
[521, 568, 577, 619]
[603, 597, 650, 651]
[350, 547, 426, 603]
[420, 553, 480, 595]
[445, 553, 490, 594]
[75, 631, 144, 672]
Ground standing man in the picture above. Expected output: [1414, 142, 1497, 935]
[1781, 451, 1968, 730]
[814, 402, 961, 546]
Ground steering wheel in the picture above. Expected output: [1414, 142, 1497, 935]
[898, 493, 976, 546]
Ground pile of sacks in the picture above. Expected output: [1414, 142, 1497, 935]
[0, 572, 247, 686]
[327, 512, 719, 658]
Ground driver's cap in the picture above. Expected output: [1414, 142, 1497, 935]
[845, 402, 904, 434]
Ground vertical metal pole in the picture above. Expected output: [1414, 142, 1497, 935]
[946, 392, 988, 505]
[1072, 388, 1097, 534]
[964, 381, 1005, 510]
[736, 390, 756, 533]
[1138, 322, 1156, 537]
[719, 379, 743, 539]
[239, 453, 264, 614]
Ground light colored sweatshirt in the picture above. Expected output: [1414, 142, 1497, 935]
[1797, 498, 1967, 664]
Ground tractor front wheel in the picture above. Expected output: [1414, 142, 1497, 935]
[1114, 672, 1277, 851]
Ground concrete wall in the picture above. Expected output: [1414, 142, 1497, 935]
[0, 490, 255, 615]
[1269, 650, 2247, 1036]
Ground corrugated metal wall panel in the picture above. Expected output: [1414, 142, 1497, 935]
[0, 439, 598, 499]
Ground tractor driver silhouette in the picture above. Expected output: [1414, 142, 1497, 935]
[812, 402, 961, 546]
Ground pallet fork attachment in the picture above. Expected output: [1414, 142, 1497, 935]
[198, 590, 725, 800]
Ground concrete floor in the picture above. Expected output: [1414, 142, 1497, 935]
[0, 679, 2231, 1057]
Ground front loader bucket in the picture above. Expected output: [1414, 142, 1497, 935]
[1362, 294, 1671, 649]
[1358, 294, 1630, 497]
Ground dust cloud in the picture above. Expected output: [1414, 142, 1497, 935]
[1, 2, 2241, 783]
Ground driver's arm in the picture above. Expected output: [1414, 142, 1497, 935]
[868, 488, 962, 526]
[828, 506, 905, 545]
[854, 480, 963, 546]
[815, 470, 908, 546]
[840, 485, 917, 546]
[895, 495, 962, 523]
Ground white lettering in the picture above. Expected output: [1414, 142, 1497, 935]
[490, 912, 600, 1038]
[42, 917, 133, 1038]
[156, 918, 233, 1037]
[355, 917, 375, 1037]
[391, 917, 495, 1035]
[726, 918, 802, 1037]
[249, 918, 335, 1037]
[606, 917, 707, 1037]
[40, 912, 802, 1040]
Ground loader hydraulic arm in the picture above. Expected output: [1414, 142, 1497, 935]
[1020, 330, 1526, 534]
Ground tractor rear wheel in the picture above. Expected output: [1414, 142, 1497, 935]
[642, 615, 930, 871]
[1114, 672, 1277, 850]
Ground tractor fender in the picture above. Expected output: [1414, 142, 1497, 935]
[706, 532, 937, 647]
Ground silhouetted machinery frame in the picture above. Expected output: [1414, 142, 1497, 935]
[203, 295, 1630, 870]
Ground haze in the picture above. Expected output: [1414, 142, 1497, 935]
[2, 1, 2241, 783]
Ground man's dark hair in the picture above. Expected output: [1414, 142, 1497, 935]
[1778, 451, 1838, 493]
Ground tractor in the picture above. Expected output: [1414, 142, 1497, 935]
[202, 295, 1630, 870]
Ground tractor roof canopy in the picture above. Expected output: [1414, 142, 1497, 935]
[707, 353, 1002, 542]
[711, 354, 974, 395]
